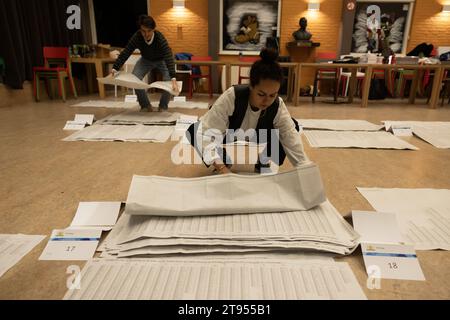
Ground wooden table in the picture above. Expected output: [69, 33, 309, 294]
[297, 63, 445, 108]
[71, 56, 116, 98]
[175, 60, 299, 104]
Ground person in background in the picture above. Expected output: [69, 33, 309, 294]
[111, 15, 178, 112]
[186, 48, 309, 175]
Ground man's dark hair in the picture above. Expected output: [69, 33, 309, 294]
[137, 15, 156, 29]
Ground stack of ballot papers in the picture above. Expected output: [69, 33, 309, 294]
[296, 119, 383, 131]
[97, 73, 182, 96]
[97, 111, 182, 125]
[63, 124, 175, 143]
[71, 100, 140, 109]
[98, 200, 360, 257]
[97, 166, 359, 257]
[383, 121, 450, 148]
[64, 254, 367, 300]
[303, 130, 418, 150]
[63, 114, 95, 131]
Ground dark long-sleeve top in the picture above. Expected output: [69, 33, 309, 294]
[112, 30, 176, 78]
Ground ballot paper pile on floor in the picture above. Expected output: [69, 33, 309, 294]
[383, 121, 450, 149]
[63, 111, 193, 143]
[96, 110, 182, 125]
[71, 99, 209, 110]
[63, 254, 367, 300]
[297, 119, 383, 132]
[98, 164, 360, 258]
[357, 187, 450, 250]
[303, 130, 418, 150]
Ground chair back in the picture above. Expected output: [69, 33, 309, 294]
[43, 47, 69, 68]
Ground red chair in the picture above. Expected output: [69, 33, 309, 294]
[238, 56, 260, 84]
[33, 47, 77, 102]
[312, 52, 339, 103]
[188, 56, 213, 99]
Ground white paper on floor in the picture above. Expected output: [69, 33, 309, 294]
[383, 121, 450, 149]
[68, 202, 122, 231]
[304, 130, 419, 150]
[71, 100, 140, 109]
[357, 187, 450, 250]
[97, 111, 181, 125]
[71, 100, 209, 110]
[297, 119, 383, 131]
[63, 124, 175, 143]
[0, 234, 46, 278]
[63, 256, 366, 300]
[125, 163, 326, 216]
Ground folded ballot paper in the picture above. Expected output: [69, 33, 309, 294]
[125, 163, 327, 216]
[97, 73, 182, 96]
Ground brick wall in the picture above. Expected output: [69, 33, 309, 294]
[409, 0, 450, 52]
[149, 0, 209, 57]
[280, 0, 343, 56]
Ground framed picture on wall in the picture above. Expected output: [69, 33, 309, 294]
[220, 0, 281, 55]
[350, 0, 415, 54]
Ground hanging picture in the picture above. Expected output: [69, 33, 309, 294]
[351, 1, 414, 54]
[220, 0, 281, 55]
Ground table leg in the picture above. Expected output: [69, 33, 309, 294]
[361, 66, 373, 108]
[287, 67, 293, 102]
[294, 64, 301, 107]
[226, 63, 231, 90]
[348, 68, 357, 104]
[429, 67, 443, 109]
[408, 69, 419, 105]
[95, 61, 106, 98]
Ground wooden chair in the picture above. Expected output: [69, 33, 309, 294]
[33, 47, 77, 102]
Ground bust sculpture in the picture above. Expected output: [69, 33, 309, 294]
[292, 17, 312, 41]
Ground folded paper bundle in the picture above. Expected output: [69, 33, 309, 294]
[125, 163, 327, 216]
[97, 73, 182, 96]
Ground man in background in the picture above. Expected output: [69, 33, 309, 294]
[112, 15, 178, 112]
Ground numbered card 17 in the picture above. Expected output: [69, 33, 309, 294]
[361, 243, 425, 281]
[39, 229, 101, 261]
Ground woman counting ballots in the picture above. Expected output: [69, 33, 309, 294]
[186, 48, 309, 175]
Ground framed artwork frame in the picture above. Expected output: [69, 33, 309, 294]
[219, 0, 281, 55]
[349, 0, 415, 55]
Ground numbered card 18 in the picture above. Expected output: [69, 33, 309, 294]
[39, 229, 101, 261]
[361, 243, 425, 281]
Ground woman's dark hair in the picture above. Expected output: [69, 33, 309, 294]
[249, 48, 283, 87]
[137, 15, 156, 29]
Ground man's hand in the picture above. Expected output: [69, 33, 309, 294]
[111, 69, 120, 77]
[171, 78, 179, 93]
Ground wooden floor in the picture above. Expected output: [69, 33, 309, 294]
[0, 91, 449, 299]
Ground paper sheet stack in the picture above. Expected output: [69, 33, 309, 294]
[64, 255, 367, 300]
[98, 165, 360, 257]
[97, 111, 182, 125]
